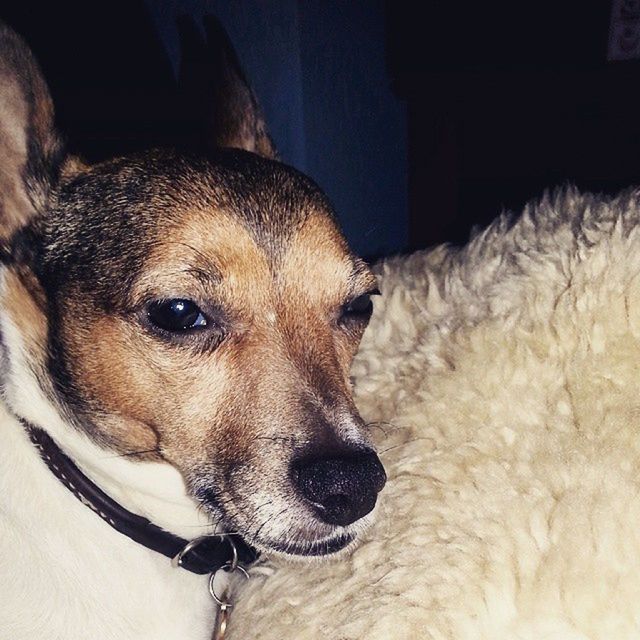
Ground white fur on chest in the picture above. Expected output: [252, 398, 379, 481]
[0, 407, 217, 640]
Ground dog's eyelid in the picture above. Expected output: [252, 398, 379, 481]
[133, 291, 223, 314]
[345, 287, 380, 305]
[130, 266, 223, 306]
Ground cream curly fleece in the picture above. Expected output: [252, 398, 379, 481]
[228, 188, 640, 639]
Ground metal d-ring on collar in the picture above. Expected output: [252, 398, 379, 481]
[173, 536, 250, 606]
[172, 535, 239, 572]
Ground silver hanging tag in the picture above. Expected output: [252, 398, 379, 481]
[210, 562, 250, 640]
[213, 603, 231, 640]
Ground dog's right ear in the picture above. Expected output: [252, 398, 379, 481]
[0, 22, 64, 250]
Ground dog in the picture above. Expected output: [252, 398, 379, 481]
[0, 20, 385, 640]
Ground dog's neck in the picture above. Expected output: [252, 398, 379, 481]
[0, 300, 230, 639]
[0, 294, 213, 541]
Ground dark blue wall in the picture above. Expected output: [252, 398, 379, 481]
[145, 0, 407, 258]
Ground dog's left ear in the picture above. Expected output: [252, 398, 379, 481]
[178, 15, 278, 160]
[0, 22, 64, 249]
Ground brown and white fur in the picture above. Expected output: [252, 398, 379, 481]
[0, 21, 385, 639]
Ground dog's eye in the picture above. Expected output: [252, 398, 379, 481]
[147, 299, 208, 332]
[341, 292, 377, 321]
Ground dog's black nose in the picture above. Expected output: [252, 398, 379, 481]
[292, 449, 386, 526]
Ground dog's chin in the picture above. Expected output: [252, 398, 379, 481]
[251, 530, 358, 559]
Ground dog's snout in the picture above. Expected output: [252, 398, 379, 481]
[292, 450, 386, 527]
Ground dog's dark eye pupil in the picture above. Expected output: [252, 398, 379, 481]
[343, 294, 373, 318]
[147, 299, 207, 332]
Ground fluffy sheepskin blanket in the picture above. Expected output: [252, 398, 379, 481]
[228, 188, 640, 639]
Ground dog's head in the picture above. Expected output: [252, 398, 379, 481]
[0, 22, 385, 556]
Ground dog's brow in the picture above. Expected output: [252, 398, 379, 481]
[170, 242, 222, 283]
[183, 266, 222, 286]
[349, 259, 377, 291]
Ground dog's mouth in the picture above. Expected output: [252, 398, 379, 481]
[194, 486, 366, 559]
[251, 531, 357, 557]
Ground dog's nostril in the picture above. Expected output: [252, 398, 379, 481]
[292, 450, 386, 527]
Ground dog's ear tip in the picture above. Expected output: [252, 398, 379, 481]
[0, 19, 20, 42]
[197, 14, 278, 161]
[0, 20, 65, 243]
[175, 13, 205, 44]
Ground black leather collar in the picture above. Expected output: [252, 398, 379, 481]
[24, 421, 257, 575]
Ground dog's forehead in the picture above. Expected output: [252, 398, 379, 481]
[58, 149, 332, 235]
[40, 149, 357, 301]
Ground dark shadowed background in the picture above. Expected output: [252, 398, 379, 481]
[3, 1, 637, 258]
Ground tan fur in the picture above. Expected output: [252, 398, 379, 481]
[58, 204, 376, 485]
[2, 268, 48, 363]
